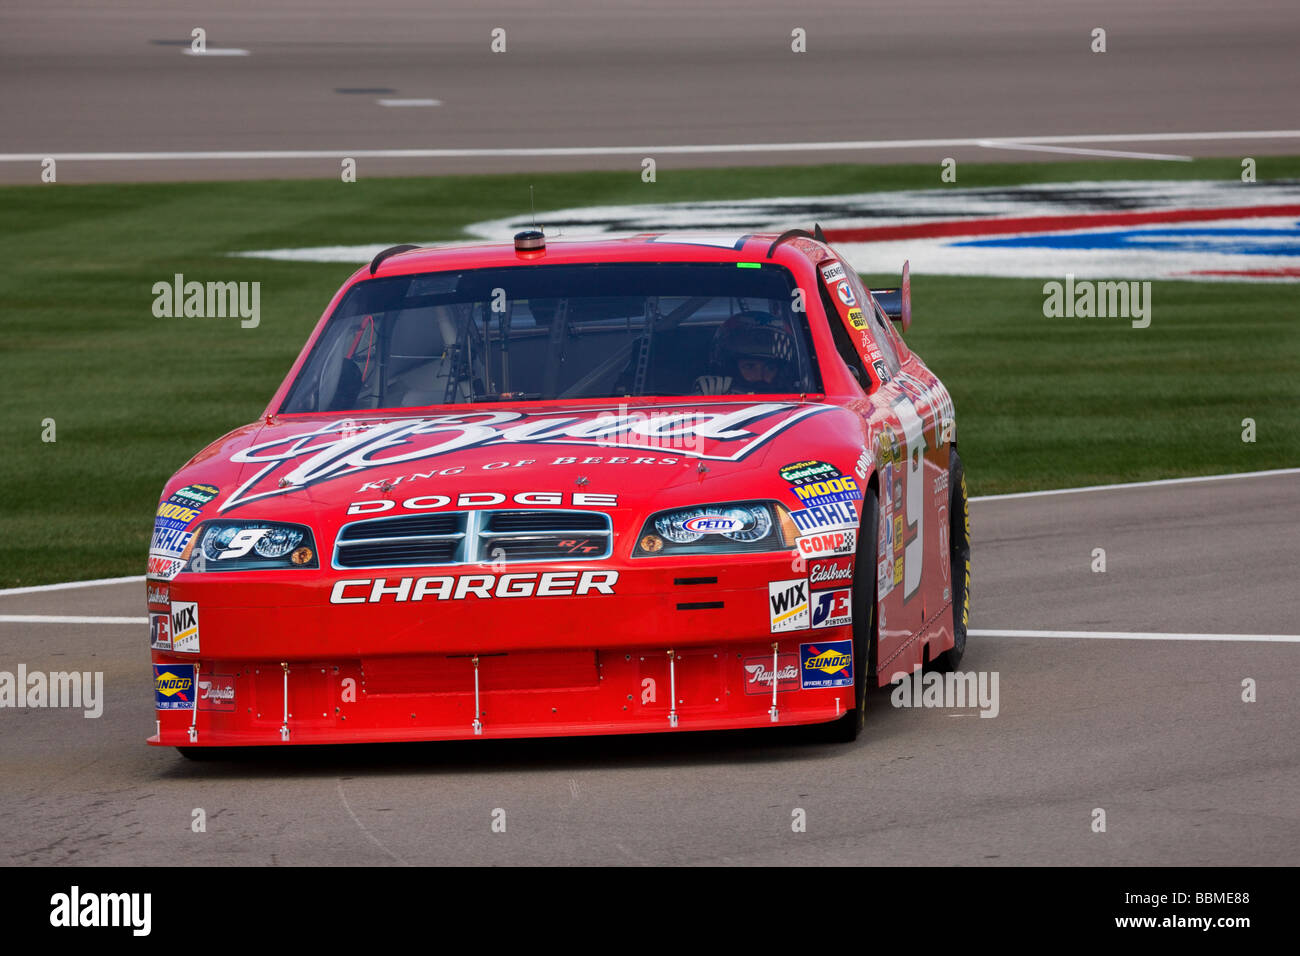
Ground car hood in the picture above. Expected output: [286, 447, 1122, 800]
[162, 400, 868, 530]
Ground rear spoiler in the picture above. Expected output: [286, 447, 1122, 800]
[869, 260, 911, 333]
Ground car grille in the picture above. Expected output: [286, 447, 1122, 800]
[334, 510, 613, 568]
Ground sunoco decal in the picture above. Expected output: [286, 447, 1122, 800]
[154, 664, 195, 710]
[800, 640, 853, 689]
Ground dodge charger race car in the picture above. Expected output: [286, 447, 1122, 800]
[147, 228, 970, 753]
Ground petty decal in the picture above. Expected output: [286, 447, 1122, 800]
[170, 601, 200, 653]
[836, 281, 856, 307]
[197, 674, 236, 712]
[768, 579, 810, 633]
[788, 501, 858, 534]
[796, 529, 856, 558]
[348, 491, 617, 514]
[222, 404, 826, 512]
[331, 571, 619, 603]
[742, 653, 801, 695]
[167, 483, 219, 509]
[149, 612, 172, 651]
[682, 515, 745, 534]
[809, 557, 854, 588]
[778, 460, 839, 485]
[790, 475, 862, 509]
[811, 587, 853, 629]
[154, 665, 195, 710]
[800, 640, 854, 689]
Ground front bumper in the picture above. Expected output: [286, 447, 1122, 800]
[148, 556, 858, 746]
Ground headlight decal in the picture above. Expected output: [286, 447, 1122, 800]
[188, 521, 318, 571]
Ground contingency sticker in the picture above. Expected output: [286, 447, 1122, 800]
[154, 664, 195, 711]
[170, 602, 200, 654]
[799, 640, 854, 689]
[769, 579, 810, 633]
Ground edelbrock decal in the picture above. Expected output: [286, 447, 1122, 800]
[222, 404, 825, 512]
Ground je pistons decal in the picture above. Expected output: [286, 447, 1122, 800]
[811, 587, 852, 629]
[154, 664, 195, 710]
[800, 640, 853, 689]
[223, 404, 826, 513]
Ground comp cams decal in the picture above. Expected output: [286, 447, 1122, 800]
[795, 528, 856, 558]
[224, 404, 826, 512]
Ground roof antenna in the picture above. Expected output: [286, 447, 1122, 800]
[530, 185, 537, 231]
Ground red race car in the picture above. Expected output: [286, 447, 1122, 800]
[147, 228, 969, 753]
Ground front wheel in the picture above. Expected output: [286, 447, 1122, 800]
[933, 448, 971, 672]
[822, 487, 880, 742]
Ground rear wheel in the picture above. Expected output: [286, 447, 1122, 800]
[823, 487, 880, 742]
[933, 448, 971, 672]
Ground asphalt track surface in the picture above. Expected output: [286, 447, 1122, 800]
[1, 471, 1295, 866]
[2, 0, 1299, 184]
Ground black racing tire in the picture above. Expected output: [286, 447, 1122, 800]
[822, 487, 880, 742]
[933, 448, 971, 672]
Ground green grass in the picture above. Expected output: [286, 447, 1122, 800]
[1, 157, 1297, 586]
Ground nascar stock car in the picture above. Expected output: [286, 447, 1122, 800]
[147, 228, 969, 753]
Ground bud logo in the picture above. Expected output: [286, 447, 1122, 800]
[154, 664, 195, 710]
[791, 475, 862, 509]
[796, 529, 856, 558]
[223, 404, 826, 512]
[811, 587, 852, 628]
[170, 602, 199, 653]
[800, 640, 854, 689]
[768, 579, 809, 633]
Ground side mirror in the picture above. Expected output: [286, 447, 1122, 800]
[868, 259, 912, 334]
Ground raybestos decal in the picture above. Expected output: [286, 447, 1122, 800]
[223, 404, 825, 512]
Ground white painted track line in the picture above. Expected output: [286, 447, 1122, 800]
[971, 628, 1300, 644]
[0, 574, 143, 596]
[1, 129, 1298, 163]
[970, 467, 1300, 502]
[0, 615, 147, 625]
[977, 140, 1193, 161]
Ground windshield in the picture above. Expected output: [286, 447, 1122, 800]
[280, 262, 822, 413]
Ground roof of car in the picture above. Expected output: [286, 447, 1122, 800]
[366, 232, 822, 280]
